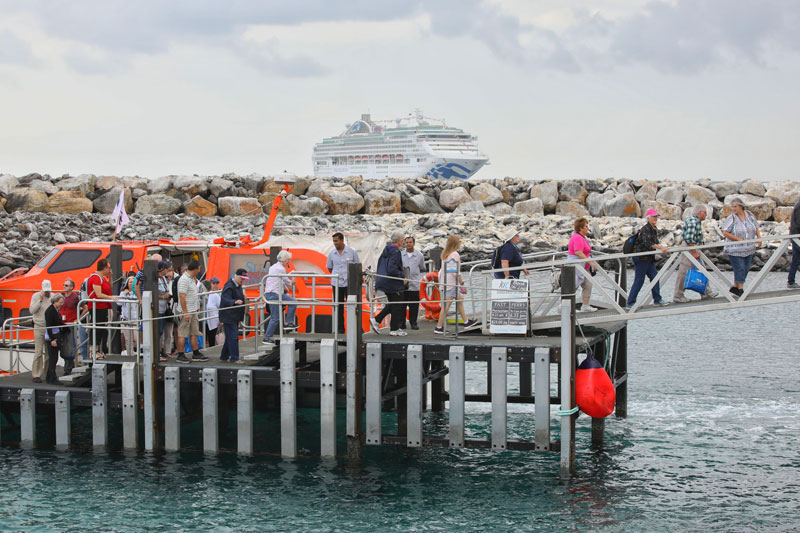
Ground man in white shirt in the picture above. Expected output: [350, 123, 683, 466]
[264, 251, 299, 343]
[402, 236, 426, 330]
[326, 232, 360, 333]
[30, 279, 52, 383]
[176, 260, 208, 363]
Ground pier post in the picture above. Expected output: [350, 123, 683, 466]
[345, 261, 364, 459]
[55, 390, 71, 449]
[534, 348, 550, 451]
[202, 368, 219, 453]
[237, 369, 254, 455]
[560, 266, 577, 476]
[110, 244, 123, 356]
[164, 367, 180, 451]
[122, 362, 139, 449]
[448, 346, 465, 448]
[406, 345, 423, 447]
[491, 347, 508, 451]
[614, 263, 628, 418]
[142, 260, 160, 359]
[365, 342, 382, 445]
[141, 291, 161, 451]
[430, 360, 445, 412]
[20, 388, 35, 447]
[92, 363, 108, 448]
[280, 338, 297, 458]
[519, 361, 532, 397]
[320, 339, 337, 456]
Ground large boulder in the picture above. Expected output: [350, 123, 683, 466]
[183, 195, 217, 217]
[28, 179, 59, 195]
[603, 193, 641, 218]
[208, 177, 234, 197]
[634, 182, 658, 203]
[135, 194, 183, 215]
[122, 176, 149, 190]
[641, 200, 683, 220]
[486, 202, 512, 215]
[773, 206, 794, 224]
[722, 194, 776, 221]
[93, 188, 133, 215]
[470, 182, 503, 206]
[0, 174, 19, 196]
[172, 175, 209, 197]
[242, 173, 266, 192]
[764, 184, 800, 207]
[555, 201, 589, 218]
[405, 193, 445, 214]
[586, 190, 616, 217]
[364, 189, 401, 215]
[438, 187, 472, 211]
[712, 181, 739, 200]
[46, 191, 93, 214]
[57, 174, 96, 196]
[685, 185, 717, 206]
[530, 182, 558, 212]
[217, 196, 262, 216]
[454, 200, 487, 214]
[559, 181, 587, 204]
[312, 184, 364, 215]
[5, 188, 49, 213]
[655, 186, 684, 205]
[95, 175, 123, 191]
[511, 198, 544, 216]
[739, 179, 766, 197]
[257, 192, 291, 215]
[286, 195, 328, 216]
[148, 176, 174, 194]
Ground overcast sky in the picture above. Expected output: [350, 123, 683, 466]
[1, 0, 798, 181]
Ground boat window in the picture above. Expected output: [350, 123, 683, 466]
[35, 248, 60, 269]
[103, 249, 134, 262]
[47, 249, 103, 274]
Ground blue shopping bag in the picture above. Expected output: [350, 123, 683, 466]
[684, 268, 708, 294]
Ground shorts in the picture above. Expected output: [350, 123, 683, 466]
[443, 287, 460, 299]
[177, 313, 201, 338]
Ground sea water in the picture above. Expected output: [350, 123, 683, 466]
[0, 273, 798, 531]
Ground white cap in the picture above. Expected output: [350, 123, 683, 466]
[41, 280, 51, 291]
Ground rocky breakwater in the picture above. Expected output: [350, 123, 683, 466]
[0, 172, 797, 275]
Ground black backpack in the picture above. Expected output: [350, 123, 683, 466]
[623, 229, 639, 254]
[491, 244, 504, 270]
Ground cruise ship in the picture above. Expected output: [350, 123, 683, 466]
[312, 110, 489, 179]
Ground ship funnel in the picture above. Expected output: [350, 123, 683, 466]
[361, 113, 371, 122]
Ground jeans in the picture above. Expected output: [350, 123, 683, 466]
[788, 241, 800, 284]
[264, 292, 297, 340]
[220, 322, 239, 361]
[729, 254, 754, 285]
[627, 257, 662, 306]
[78, 323, 89, 360]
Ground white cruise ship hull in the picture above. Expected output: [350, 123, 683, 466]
[314, 156, 487, 180]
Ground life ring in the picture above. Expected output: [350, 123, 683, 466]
[419, 272, 441, 319]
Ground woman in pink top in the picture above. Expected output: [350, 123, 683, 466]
[567, 217, 598, 312]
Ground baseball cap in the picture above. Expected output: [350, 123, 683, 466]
[41, 280, 52, 291]
[235, 268, 249, 280]
[210, 276, 220, 283]
[645, 209, 660, 217]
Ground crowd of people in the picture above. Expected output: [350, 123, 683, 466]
[27, 199, 800, 380]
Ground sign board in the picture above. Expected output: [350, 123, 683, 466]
[489, 278, 529, 335]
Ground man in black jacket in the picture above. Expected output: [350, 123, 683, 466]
[788, 200, 800, 289]
[371, 232, 407, 336]
[219, 268, 247, 364]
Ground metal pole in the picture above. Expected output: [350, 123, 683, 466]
[202, 368, 219, 453]
[491, 347, 507, 450]
[345, 262, 363, 459]
[55, 390, 71, 449]
[143, 259, 160, 360]
[110, 244, 123, 356]
[92, 363, 108, 448]
[141, 291, 160, 451]
[237, 369, 254, 455]
[280, 338, 297, 458]
[320, 339, 337, 456]
[164, 366, 180, 451]
[616, 263, 628, 419]
[448, 346, 465, 448]
[365, 342, 382, 445]
[122, 362, 139, 449]
[406, 344, 423, 447]
[559, 265, 576, 476]
[20, 388, 36, 447]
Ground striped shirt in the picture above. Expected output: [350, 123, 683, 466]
[177, 272, 199, 313]
[722, 212, 759, 257]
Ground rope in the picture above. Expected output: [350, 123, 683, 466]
[558, 407, 578, 416]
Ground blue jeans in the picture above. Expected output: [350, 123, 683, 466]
[627, 257, 662, 306]
[220, 322, 239, 361]
[788, 241, 800, 284]
[78, 323, 89, 360]
[729, 254, 753, 285]
[264, 292, 297, 340]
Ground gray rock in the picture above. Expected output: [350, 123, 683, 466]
[95, 175, 123, 191]
[486, 203, 512, 215]
[685, 185, 717, 206]
[172, 175, 209, 197]
[311, 184, 364, 215]
[764, 183, 800, 207]
[286, 195, 328, 216]
[58, 174, 96, 196]
[28, 179, 59, 195]
[634, 182, 658, 203]
[582, 179, 606, 193]
[242, 173, 266, 193]
[217, 196, 262, 216]
[739, 179, 766, 197]
[5, 188, 49, 213]
[655, 186, 684, 205]
[405, 193, 444, 214]
[586, 191, 616, 217]
[559, 181, 587, 204]
[511, 198, 544, 216]
[470, 182, 503, 206]
[135, 194, 183, 215]
[454, 200, 487, 214]
[93, 188, 133, 215]
[712, 181, 739, 199]
[529, 182, 558, 212]
[438, 187, 472, 211]
[364, 189, 401, 215]
[0, 174, 20, 196]
[603, 193, 641, 218]
[209, 177, 235, 198]
[122, 176, 149, 190]
[148, 176, 174, 194]
[555, 201, 589, 218]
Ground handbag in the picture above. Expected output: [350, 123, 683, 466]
[684, 268, 708, 294]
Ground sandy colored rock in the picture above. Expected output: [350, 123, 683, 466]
[559, 181, 587, 204]
[486, 203, 512, 215]
[286, 195, 328, 216]
[5, 188, 49, 213]
[685, 185, 717, 206]
[556, 201, 589, 218]
[454, 200, 487, 214]
[217, 196, 262, 216]
[634, 182, 658, 203]
[641, 200, 683, 220]
[603, 193, 641, 218]
[364, 189, 402, 215]
[773, 206, 794, 224]
[511, 198, 544, 216]
[184, 195, 218, 217]
[739, 179, 766, 197]
[711, 181, 739, 199]
[313, 184, 365, 215]
[95, 175, 123, 191]
[439, 187, 473, 211]
[47, 191, 93, 215]
[470, 182, 503, 206]
[530, 182, 558, 212]
[57, 174, 96, 196]
[764, 184, 800, 207]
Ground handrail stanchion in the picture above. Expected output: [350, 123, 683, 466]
[559, 265, 576, 477]
[141, 290, 160, 451]
[346, 262, 363, 459]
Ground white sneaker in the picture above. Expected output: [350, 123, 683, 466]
[582, 305, 597, 312]
[673, 296, 690, 304]
[389, 329, 408, 336]
[369, 316, 381, 332]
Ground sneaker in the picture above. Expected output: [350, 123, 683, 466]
[625, 305, 632, 311]
[787, 282, 799, 289]
[389, 329, 407, 336]
[262, 337, 273, 344]
[582, 305, 597, 312]
[369, 315, 381, 333]
[673, 296, 690, 304]
[463, 319, 478, 328]
[653, 300, 667, 307]
[284, 323, 299, 331]
[233, 360, 246, 365]
[176, 353, 190, 364]
[192, 351, 209, 362]
[434, 326, 444, 334]
[410, 323, 419, 330]
[159, 355, 168, 362]
[701, 292, 718, 300]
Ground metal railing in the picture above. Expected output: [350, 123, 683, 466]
[260, 272, 341, 343]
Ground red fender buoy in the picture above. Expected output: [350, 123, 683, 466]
[575, 353, 615, 418]
[419, 272, 441, 320]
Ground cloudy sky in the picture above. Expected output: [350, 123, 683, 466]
[1, 0, 799, 181]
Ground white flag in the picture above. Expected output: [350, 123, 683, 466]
[112, 188, 130, 233]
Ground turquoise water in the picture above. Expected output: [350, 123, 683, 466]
[1, 275, 799, 531]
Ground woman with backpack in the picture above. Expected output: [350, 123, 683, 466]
[626, 209, 670, 309]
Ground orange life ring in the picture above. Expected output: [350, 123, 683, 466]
[419, 272, 441, 319]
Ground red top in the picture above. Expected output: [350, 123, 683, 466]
[61, 292, 80, 322]
[88, 273, 112, 310]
